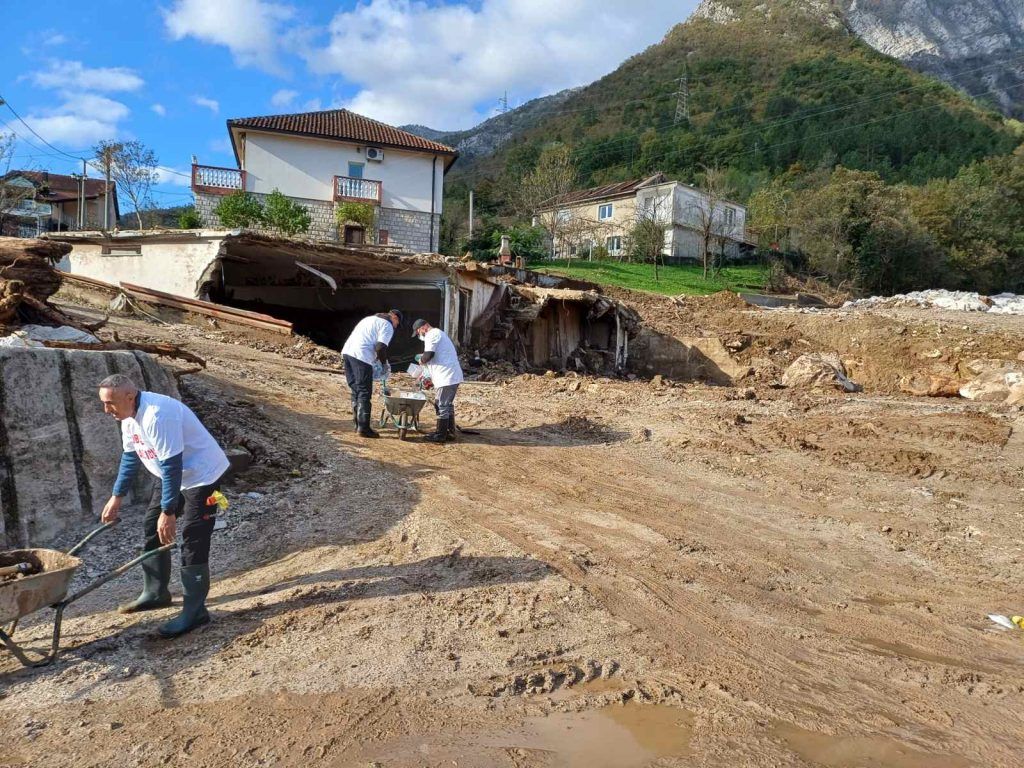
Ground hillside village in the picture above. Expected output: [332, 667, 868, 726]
[3, 1, 1024, 766]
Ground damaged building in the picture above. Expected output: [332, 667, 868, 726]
[48, 230, 639, 372]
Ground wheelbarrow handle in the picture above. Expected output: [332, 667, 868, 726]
[67, 521, 119, 557]
[61, 543, 177, 607]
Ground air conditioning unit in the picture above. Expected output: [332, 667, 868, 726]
[366, 147, 384, 162]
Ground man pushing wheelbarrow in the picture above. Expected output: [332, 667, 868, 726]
[98, 374, 229, 638]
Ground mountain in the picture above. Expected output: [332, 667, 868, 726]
[441, 0, 1018, 198]
[836, 0, 1024, 119]
[401, 88, 578, 161]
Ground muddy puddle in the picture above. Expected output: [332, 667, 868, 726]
[772, 721, 973, 767]
[359, 702, 694, 767]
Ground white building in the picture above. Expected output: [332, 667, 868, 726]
[191, 109, 457, 252]
[541, 174, 751, 263]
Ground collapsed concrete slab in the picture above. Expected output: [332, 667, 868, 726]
[0, 348, 177, 548]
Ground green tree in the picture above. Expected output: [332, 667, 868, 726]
[335, 201, 376, 231]
[178, 206, 202, 229]
[213, 191, 265, 228]
[790, 167, 942, 294]
[263, 189, 311, 236]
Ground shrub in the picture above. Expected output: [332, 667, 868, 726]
[178, 206, 202, 229]
[213, 191, 264, 228]
[335, 201, 376, 231]
[263, 189, 311, 236]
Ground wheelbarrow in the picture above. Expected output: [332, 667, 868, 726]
[0, 522, 175, 668]
[378, 381, 430, 440]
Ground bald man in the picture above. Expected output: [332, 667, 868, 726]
[98, 374, 229, 638]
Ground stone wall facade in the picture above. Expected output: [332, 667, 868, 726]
[194, 192, 441, 253]
[378, 207, 440, 253]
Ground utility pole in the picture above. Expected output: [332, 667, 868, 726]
[468, 189, 474, 239]
[673, 67, 690, 126]
[78, 158, 87, 229]
[102, 146, 112, 231]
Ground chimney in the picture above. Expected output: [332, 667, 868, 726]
[499, 234, 512, 266]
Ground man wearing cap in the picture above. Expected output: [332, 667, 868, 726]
[412, 319, 463, 444]
[342, 309, 403, 438]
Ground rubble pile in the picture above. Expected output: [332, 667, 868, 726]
[843, 289, 1024, 315]
[0, 237, 72, 328]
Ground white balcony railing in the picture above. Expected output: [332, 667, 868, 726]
[334, 175, 381, 204]
[192, 164, 246, 196]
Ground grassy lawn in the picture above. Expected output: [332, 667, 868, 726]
[530, 259, 768, 296]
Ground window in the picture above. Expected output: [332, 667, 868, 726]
[724, 207, 736, 227]
[556, 208, 570, 224]
[606, 236, 622, 253]
[348, 162, 364, 179]
[101, 244, 141, 256]
[378, 229, 389, 245]
[598, 203, 613, 220]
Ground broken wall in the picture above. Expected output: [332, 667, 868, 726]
[55, 235, 223, 299]
[0, 348, 178, 548]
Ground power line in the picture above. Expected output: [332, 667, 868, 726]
[450, 50, 1024, 187]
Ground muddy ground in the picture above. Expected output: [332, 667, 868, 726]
[2, 294, 1024, 767]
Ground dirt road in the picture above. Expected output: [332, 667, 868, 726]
[2, 302, 1023, 767]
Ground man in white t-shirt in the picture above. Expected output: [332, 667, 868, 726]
[341, 308, 403, 438]
[412, 319, 463, 444]
[98, 374, 229, 638]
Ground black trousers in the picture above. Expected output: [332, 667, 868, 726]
[143, 476, 222, 567]
[343, 354, 374, 417]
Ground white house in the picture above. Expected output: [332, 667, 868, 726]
[540, 174, 751, 263]
[191, 109, 457, 252]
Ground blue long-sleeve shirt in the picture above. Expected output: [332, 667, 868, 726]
[112, 450, 183, 513]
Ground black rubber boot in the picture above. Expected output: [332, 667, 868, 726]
[118, 549, 172, 614]
[157, 564, 211, 638]
[425, 417, 451, 444]
[356, 402, 379, 438]
[351, 405, 359, 433]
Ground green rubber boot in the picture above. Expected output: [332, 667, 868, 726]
[118, 549, 172, 614]
[157, 564, 211, 638]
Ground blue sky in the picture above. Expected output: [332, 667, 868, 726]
[2, 0, 699, 210]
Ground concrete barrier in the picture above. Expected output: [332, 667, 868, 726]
[0, 348, 177, 548]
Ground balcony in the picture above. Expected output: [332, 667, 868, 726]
[192, 164, 246, 196]
[334, 175, 381, 204]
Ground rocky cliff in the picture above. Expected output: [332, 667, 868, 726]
[838, 0, 1024, 117]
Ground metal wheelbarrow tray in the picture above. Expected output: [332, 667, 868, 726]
[0, 523, 174, 668]
[379, 385, 430, 440]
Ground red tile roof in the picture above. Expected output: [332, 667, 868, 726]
[539, 173, 668, 209]
[228, 109, 457, 156]
[12, 171, 113, 202]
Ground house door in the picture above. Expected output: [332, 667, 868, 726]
[344, 225, 365, 245]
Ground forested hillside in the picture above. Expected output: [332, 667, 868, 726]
[440, 0, 1024, 295]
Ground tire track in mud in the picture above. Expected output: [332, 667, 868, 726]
[407, 433, 1024, 762]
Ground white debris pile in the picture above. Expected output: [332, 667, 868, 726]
[0, 324, 100, 348]
[843, 290, 1024, 315]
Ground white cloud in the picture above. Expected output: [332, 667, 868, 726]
[151, 103, 167, 117]
[193, 96, 220, 114]
[303, 0, 699, 128]
[271, 89, 298, 109]
[163, 0, 295, 73]
[43, 33, 67, 46]
[30, 60, 144, 92]
[208, 137, 234, 155]
[154, 166, 192, 187]
[22, 94, 131, 146]
[303, 98, 323, 112]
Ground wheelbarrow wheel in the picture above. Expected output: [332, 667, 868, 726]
[398, 412, 411, 440]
